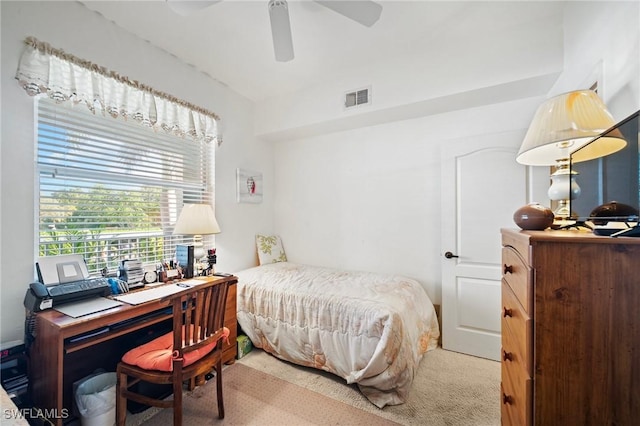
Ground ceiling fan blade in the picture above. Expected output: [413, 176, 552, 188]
[166, 0, 222, 17]
[314, 0, 382, 27]
[268, 0, 294, 62]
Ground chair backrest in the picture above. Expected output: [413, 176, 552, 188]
[169, 280, 229, 362]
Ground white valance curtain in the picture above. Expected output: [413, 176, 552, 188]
[15, 37, 221, 145]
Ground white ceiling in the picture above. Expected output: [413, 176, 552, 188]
[79, 1, 566, 103]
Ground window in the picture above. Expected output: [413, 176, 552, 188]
[36, 98, 214, 275]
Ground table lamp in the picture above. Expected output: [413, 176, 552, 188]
[516, 90, 625, 218]
[173, 203, 221, 261]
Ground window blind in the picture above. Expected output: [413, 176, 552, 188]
[37, 98, 215, 275]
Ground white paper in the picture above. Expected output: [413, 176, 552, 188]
[54, 297, 123, 318]
[113, 279, 207, 305]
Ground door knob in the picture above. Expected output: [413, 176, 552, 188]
[444, 251, 459, 259]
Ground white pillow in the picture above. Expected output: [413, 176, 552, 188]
[255, 234, 287, 265]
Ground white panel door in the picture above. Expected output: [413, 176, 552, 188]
[441, 131, 528, 361]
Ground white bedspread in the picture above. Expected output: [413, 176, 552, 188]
[236, 262, 440, 408]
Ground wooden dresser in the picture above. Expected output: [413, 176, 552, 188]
[501, 229, 640, 425]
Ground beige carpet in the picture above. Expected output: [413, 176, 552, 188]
[139, 363, 399, 426]
[134, 347, 500, 426]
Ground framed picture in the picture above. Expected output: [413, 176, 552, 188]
[236, 168, 263, 203]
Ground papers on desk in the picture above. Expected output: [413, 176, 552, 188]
[113, 279, 209, 305]
[54, 297, 123, 318]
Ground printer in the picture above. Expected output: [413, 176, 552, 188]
[24, 255, 110, 311]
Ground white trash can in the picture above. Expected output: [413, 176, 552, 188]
[74, 372, 117, 426]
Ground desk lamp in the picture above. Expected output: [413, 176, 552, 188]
[173, 203, 221, 262]
[516, 90, 625, 218]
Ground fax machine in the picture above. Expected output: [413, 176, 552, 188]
[24, 255, 110, 312]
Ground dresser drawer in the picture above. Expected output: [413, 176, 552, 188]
[502, 280, 532, 373]
[502, 315, 531, 426]
[501, 362, 532, 426]
[501, 246, 532, 314]
[500, 383, 514, 426]
[502, 313, 531, 376]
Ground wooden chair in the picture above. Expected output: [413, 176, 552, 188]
[116, 279, 230, 426]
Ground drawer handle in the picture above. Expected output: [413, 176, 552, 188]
[502, 393, 514, 405]
[503, 264, 513, 274]
[503, 307, 513, 318]
[502, 350, 513, 362]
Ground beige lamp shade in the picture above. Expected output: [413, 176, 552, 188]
[173, 204, 221, 236]
[516, 90, 626, 165]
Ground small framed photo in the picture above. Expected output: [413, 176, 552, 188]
[236, 168, 263, 203]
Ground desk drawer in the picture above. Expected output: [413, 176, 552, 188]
[502, 246, 532, 314]
[223, 283, 237, 363]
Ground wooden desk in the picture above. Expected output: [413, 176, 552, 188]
[28, 276, 237, 425]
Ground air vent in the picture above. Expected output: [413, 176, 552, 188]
[344, 87, 371, 108]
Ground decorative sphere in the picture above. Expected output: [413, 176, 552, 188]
[513, 203, 554, 230]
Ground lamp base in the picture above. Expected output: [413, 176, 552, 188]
[192, 234, 206, 262]
[548, 160, 580, 220]
[552, 200, 571, 218]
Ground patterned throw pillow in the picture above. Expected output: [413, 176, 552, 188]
[255, 235, 287, 265]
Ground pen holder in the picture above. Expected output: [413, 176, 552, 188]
[160, 269, 181, 283]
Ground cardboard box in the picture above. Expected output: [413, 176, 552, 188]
[237, 334, 252, 359]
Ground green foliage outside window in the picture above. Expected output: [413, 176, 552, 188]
[39, 185, 166, 274]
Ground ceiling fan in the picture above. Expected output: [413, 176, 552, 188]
[167, 0, 383, 62]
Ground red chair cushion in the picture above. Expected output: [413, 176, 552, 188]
[121, 326, 230, 372]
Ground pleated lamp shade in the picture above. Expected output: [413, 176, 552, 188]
[516, 90, 625, 165]
[173, 204, 220, 261]
[173, 204, 221, 236]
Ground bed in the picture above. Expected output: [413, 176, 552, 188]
[235, 261, 440, 408]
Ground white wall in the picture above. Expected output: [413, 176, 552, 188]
[552, 1, 639, 119]
[266, 0, 640, 304]
[259, 2, 567, 302]
[0, 1, 274, 343]
[254, 1, 565, 141]
[273, 97, 544, 302]
[1, 0, 637, 343]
